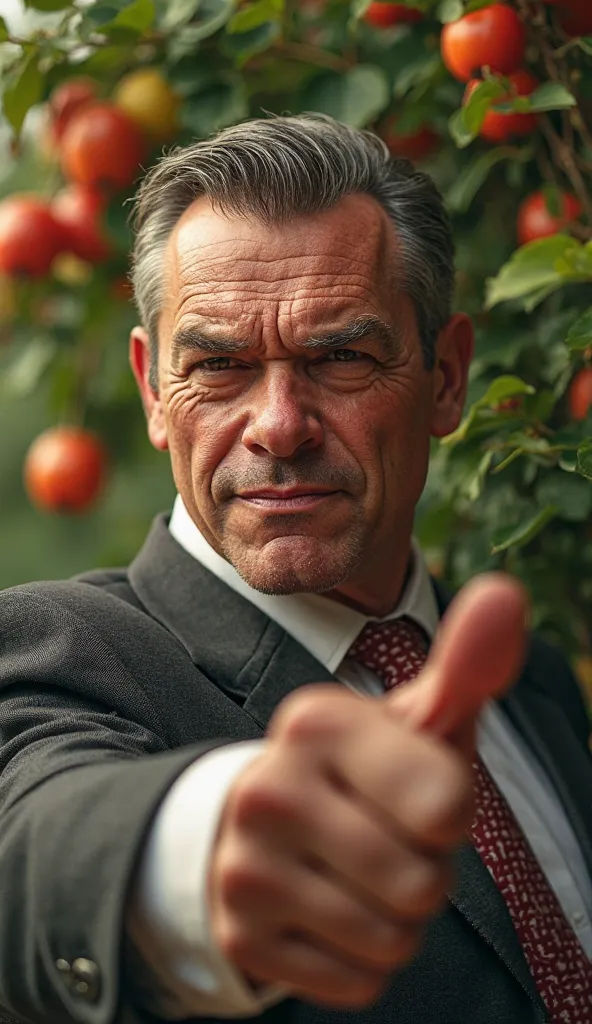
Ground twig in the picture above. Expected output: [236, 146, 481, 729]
[513, 0, 592, 223]
[273, 40, 353, 73]
[539, 114, 592, 221]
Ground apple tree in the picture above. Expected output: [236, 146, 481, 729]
[1, 0, 592, 683]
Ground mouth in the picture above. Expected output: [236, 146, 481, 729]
[236, 488, 342, 512]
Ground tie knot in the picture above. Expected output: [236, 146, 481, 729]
[348, 617, 429, 691]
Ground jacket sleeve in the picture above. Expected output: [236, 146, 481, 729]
[0, 584, 228, 1024]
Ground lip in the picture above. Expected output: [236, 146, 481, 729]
[238, 487, 337, 499]
[236, 488, 341, 511]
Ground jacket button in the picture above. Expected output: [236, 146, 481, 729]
[71, 959, 101, 1002]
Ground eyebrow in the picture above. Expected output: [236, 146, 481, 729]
[170, 315, 401, 363]
[305, 316, 401, 355]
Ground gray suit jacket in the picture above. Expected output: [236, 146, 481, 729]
[0, 514, 590, 1024]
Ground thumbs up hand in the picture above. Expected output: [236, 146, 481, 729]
[209, 575, 529, 1009]
[388, 574, 528, 758]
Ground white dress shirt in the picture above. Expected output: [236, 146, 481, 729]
[129, 495, 592, 1018]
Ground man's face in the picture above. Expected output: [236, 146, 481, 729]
[133, 193, 471, 604]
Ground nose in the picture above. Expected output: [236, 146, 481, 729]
[241, 366, 324, 458]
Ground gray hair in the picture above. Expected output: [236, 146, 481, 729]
[131, 114, 454, 386]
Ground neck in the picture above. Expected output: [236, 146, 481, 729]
[326, 539, 414, 618]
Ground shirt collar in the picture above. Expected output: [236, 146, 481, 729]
[169, 495, 439, 675]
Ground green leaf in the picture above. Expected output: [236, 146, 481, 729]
[108, 0, 155, 32]
[160, 0, 201, 28]
[227, 0, 282, 33]
[161, 0, 233, 32]
[480, 376, 536, 407]
[525, 82, 577, 113]
[502, 432, 551, 456]
[446, 146, 528, 213]
[437, 0, 463, 22]
[23, 0, 73, 9]
[179, 75, 247, 136]
[0, 16, 9, 41]
[485, 235, 583, 310]
[350, 0, 372, 18]
[559, 453, 578, 472]
[85, 6, 121, 27]
[219, 20, 279, 63]
[536, 472, 592, 521]
[462, 450, 493, 502]
[448, 109, 474, 149]
[303, 65, 389, 128]
[464, 0, 499, 9]
[576, 444, 592, 481]
[541, 183, 561, 218]
[448, 78, 507, 148]
[491, 506, 557, 555]
[2, 49, 44, 136]
[565, 308, 592, 352]
[574, 35, 592, 57]
[0, 335, 57, 397]
[442, 376, 535, 445]
[392, 53, 442, 100]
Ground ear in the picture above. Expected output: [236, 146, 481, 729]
[430, 313, 474, 439]
[129, 326, 169, 451]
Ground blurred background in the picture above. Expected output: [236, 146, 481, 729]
[1, 0, 592, 685]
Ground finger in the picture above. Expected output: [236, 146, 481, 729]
[297, 794, 457, 913]
[225, 846, 423, 971]
[265, 687, 472, 850]
[218, 918, 389, 1009]
[387, 573, 528, 743]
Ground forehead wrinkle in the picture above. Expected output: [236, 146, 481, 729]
[175, 250, 385, 293]
[162, 196, 404, 344]
[169, 312, 403, 365]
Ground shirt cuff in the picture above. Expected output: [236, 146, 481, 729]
[128, 740, 286, 1018]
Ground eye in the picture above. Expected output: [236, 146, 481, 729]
[195, 357, 237, 372]
[326, 349, 365, 362]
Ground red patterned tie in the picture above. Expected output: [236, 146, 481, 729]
[349, 617, 592, 1022]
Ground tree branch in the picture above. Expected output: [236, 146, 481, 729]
[512, 0, 592, 225]
[273, 40, 353, 73]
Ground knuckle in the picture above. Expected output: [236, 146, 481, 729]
[216, 919, 256, 967]
[231, 763, 307, 830]
[393, 858, 452, 919]
[429, 755, 474, 832]
[410, 748, 474, 844]
[365, 920, 423, 968]
[218, 856, 272, 908]
[271, 685, 354, 743]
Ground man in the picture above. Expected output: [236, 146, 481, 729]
[0, 115, 590, 1024]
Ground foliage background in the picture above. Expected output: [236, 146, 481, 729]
[1, 0, 592, 673]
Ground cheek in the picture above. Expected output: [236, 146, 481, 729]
[365, 379, 433, 476]
[164, 384, 244, 491]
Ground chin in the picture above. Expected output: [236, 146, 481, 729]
[223, 533, 364, 596]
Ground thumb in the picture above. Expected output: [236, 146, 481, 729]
[387, 573, 529, 745]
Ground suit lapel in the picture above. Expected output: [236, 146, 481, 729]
[128, 515, 333, 715]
